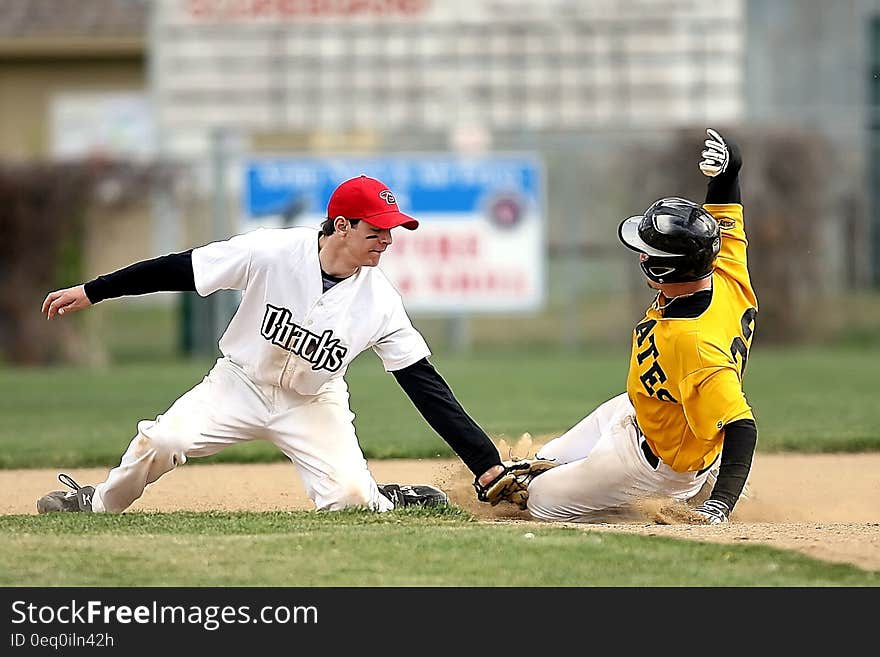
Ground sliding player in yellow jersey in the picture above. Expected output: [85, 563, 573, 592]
[521, 129, 758, 524]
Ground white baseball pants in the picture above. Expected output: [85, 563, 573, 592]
[91, 357, 393, 513]
[527, 392, 712, 522]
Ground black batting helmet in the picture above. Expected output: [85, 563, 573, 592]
[618, 197, 720, 284]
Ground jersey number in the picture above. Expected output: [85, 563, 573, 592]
[729, 308, 757, 379]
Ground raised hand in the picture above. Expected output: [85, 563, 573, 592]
[699, 128, 730, 178]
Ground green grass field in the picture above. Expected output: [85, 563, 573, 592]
[2, 345, 878, 586]
[1, 508, 876, 586]
[0, 345, 877, 469]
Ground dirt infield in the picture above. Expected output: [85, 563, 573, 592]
[3, 452, 879, 571]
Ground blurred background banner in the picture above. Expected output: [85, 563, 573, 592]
[2, 0, 880, 363]
[243, 154, 546, 313]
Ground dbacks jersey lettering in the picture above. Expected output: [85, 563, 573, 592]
[192, 227, 430, 395]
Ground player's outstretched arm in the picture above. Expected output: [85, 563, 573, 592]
[390, 358, 557, 506]
[42, 284, 92, 320]
[700, 128, 742, 205]
[391, 357, 503, 479]
[41, 251, 198, 321]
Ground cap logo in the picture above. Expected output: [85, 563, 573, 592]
[378, 190, 396, 205]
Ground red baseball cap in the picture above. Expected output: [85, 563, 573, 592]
[327, 175, 419, 230]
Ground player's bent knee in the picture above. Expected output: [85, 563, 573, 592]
[525, 476, 554, 520]
[526, 493, 559, 522]
[318, 479, 374, 511]
[526, 476, 580, 522]
[527, 498, 584, 523]
[131, 421, 187, 469]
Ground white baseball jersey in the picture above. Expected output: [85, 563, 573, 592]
[191, 226, 430, 395]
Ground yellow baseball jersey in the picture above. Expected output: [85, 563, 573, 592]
[625, 203, 758, 472]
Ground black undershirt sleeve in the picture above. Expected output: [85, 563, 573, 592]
[83, 250, 196, 303]
[709, 418, 757, 511]
[392, 358, 502, 478]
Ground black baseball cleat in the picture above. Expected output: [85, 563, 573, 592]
[36, 473, 95, 513]
[378, 483, 448, 508]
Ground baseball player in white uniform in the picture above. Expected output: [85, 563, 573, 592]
[37, 175, 516, 514]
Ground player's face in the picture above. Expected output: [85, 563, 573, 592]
[349, 221, 393, 266]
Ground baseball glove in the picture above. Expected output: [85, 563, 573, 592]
[474, 458, 557, 509]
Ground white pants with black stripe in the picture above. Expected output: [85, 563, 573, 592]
[91, 357, 393, 513]
[528, 392, 713, 522]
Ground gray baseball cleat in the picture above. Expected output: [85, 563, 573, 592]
[36, 473, 95, 513]
[378, 483, 448, 508]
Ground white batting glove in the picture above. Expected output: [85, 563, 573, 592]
[693, 499, 730, 525]
[699, 128, 730, 178]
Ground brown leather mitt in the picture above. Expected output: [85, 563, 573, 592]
[474, 458, 557, 509]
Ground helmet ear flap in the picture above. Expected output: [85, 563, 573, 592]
[640, 257, 679, 284]
[642, 261, 677, 281]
